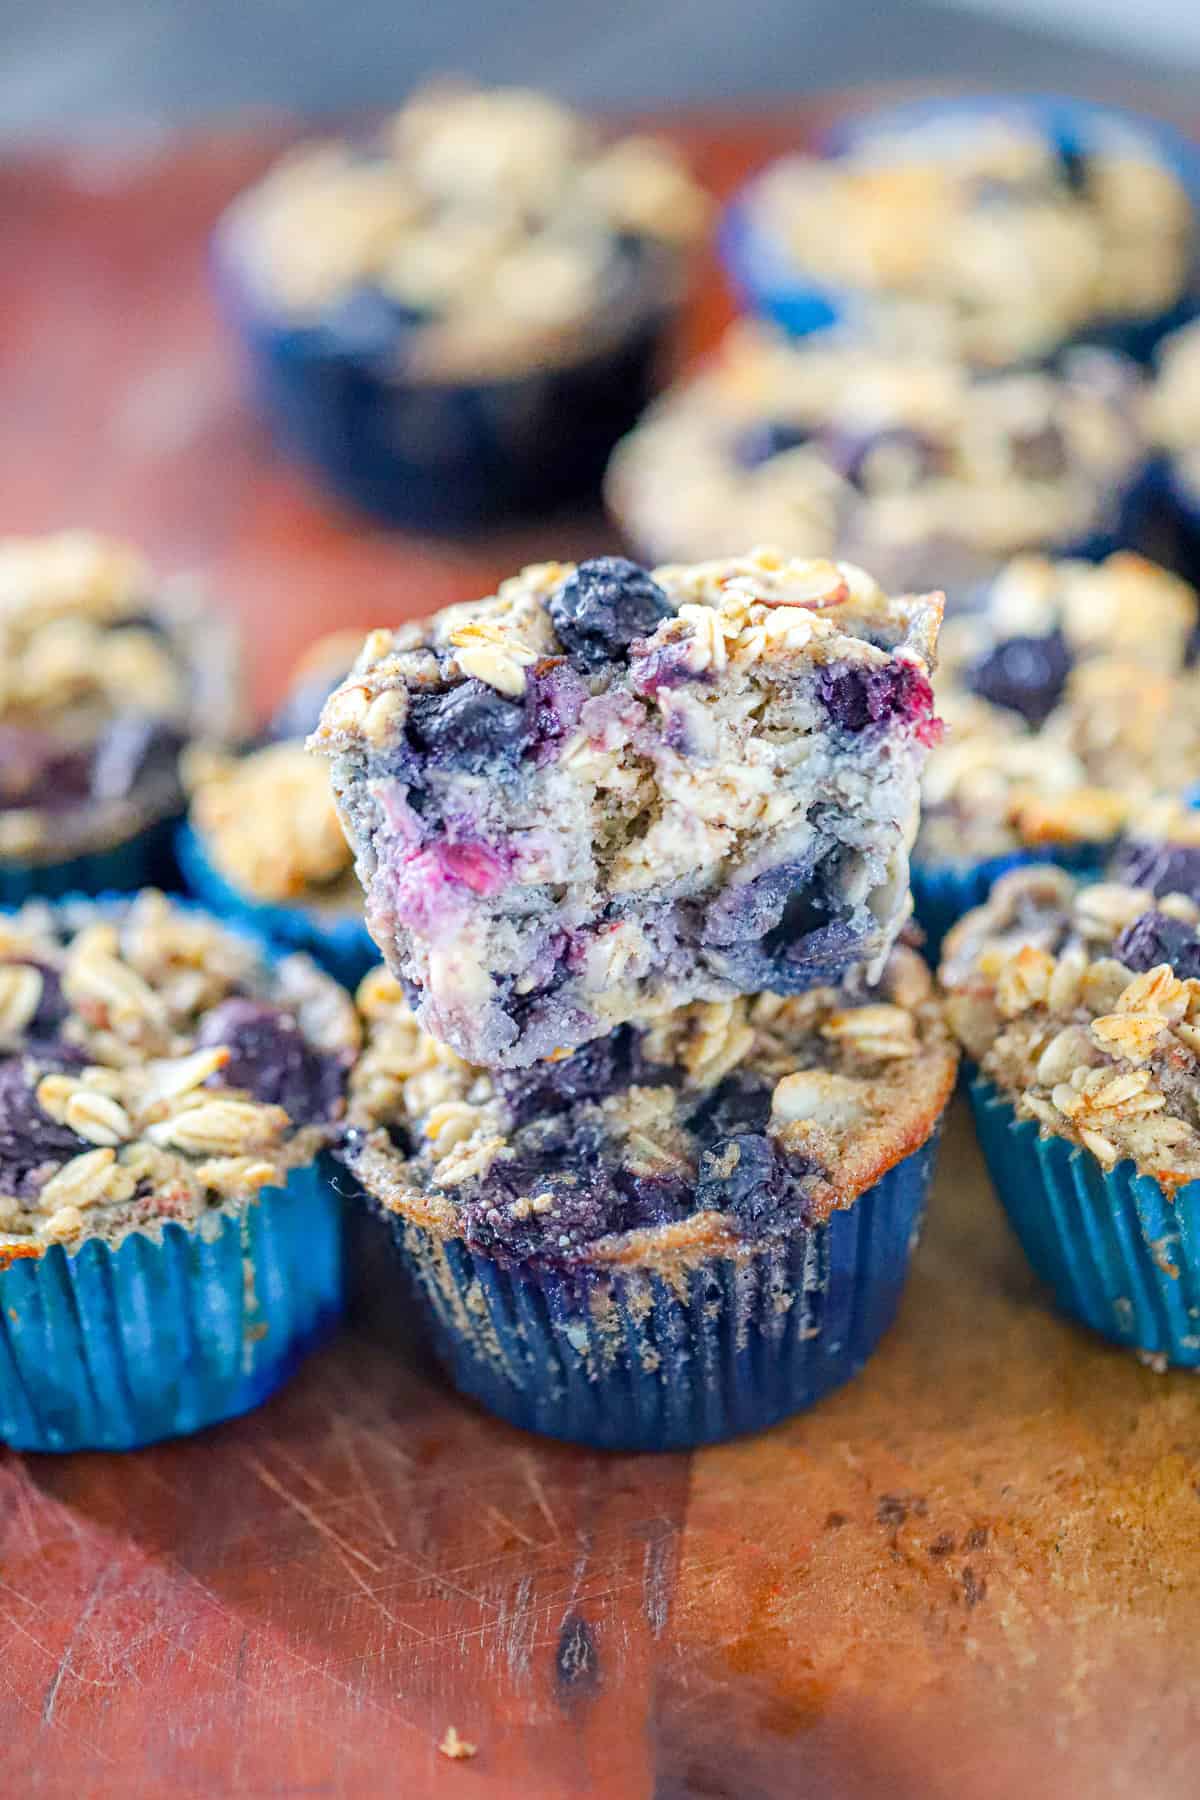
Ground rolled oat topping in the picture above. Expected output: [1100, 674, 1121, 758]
[221, 82, 708, 380]
[940, 864, 1200, 1187]
[0, 892, 358, 1252]
[0, 530, 240, 865]
[745, 110, 1193, 365]
[917, 552, 1200, 866]
[607, 322, 1144, 586]
[186, 742, 356, 912]
[312, 550, 944, 1068]
[343, 946, 956, 1261]
[1149, 317, 1200, 505]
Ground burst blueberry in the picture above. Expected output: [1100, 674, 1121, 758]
[548, 557, 674, 670]
[1113, 909, 1200, 979]
[1111, 841, 1200, 902]
[406, 679, 529, 771]
[197, 998, 347, 1120]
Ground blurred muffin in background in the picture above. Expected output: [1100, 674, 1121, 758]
[0, 530, 241, 903]
[724, 96, 1198, 369]
[215, 82, 709, 530]
[178, 630, 375, 987]
[912, 551, 1200, 950]
[266, 628, 367, 742]
[1149, 317, 1200, 571]
[607, 320, 1147, 595]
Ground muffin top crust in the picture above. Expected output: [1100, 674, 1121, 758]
[607, 320, 1143, 581]
[185, 742, 358, 916]
[0, 892, 358, 1257]
[343, 945, 956, 1267]
[0, 531, 239, 867]
[743, 110, 1193, 365]
[221, 82, 709, 379]
[917, 552, 1200, 866]
[1150, 316, 1200, 504]
[941, 862, 1200, 1189]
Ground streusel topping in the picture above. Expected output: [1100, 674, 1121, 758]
[0, 892, 358, 1252]
[941, 864, 1200, 1188]
[745, 111, 1193, 365]
[186, 743, 356, 911]
[918, 552, 1200, 865]
[607, 322, 1143, 583]
[343, 945, 956, 1260]
[222, 83, 708, 379]
[0, 530, 239, 864]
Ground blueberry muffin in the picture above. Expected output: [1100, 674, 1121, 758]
[311, 551, 945, 1068]
[342, 948, 956, 1447]
[0, 890, 357, 1449]
[914, 551, 1200, 948]
[178, 741, 375, 988]
[608, 321, 1146, 590]
[726, 96, 1197, 368]
[1149, 317, 1200, 568]
[215, 82, 709, 527]
[941, 863, 1200, 1367]
[0, 531, 241, 902]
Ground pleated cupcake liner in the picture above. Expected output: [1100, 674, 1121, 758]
[723, 94, 1200, 367]
[176, 824, 377, 992]
[212, 234, 676, 531]
[0, 813, 181, 908]
[0, 1157, 344, 1452]
[360, 1130, 941, 1452]
[969, 1075, 1200, 1365]
[913, 842, 1108, 966]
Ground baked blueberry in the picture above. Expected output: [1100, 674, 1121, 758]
[406, 680, 530, 770]
[1114, 908, 1200, 978]
[547, 557, 674, 671]
[965, 628, 1072, 726]
[1111, 840, 1200, 902]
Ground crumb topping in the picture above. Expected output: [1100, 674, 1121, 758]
[918, 552, 1200, 865]
[607, 321, 1143, 577]
[342, 945, 956, 1261]
[941, 864, 1200, 1188]
[0, 530, 239, 864]
[186, 742, 357, 911]
[746, 110, 1193, 365]
[222, 83, 708, 379]
[0, 893, 358, 1254]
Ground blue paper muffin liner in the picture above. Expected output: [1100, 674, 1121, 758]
[213, 236, 676, 531]
[176, 823, 377, 991]
[723, 94, 1200, 367]
[0, 1157, 344, 1451]
[968, 1075, 1200, 1365]
[913, 842, 1108, 965]
[360, 1130, 941, 1451]
[0, 813, 180, 908]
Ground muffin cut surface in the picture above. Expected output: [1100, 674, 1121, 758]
[313, 551, 944, 1067]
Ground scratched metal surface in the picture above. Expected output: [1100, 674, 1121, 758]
[2, 113, 1199, 1800]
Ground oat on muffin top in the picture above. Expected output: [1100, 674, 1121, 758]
[185, 742, 357, 914]
[607, 321, 1143, 581]
[1149, 316, 1200, 505]
[0, 891, 359, 1255]
[343, 944, 956, 1266]
[0, 531, 240, 867]
[941, 862, 1200, 1188]
[745, 111, 1193, 366]
[221, 82, 709, 380]
[918, 552, 1200, 866]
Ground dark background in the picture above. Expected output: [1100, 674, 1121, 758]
[1, 0, 1197, 137]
